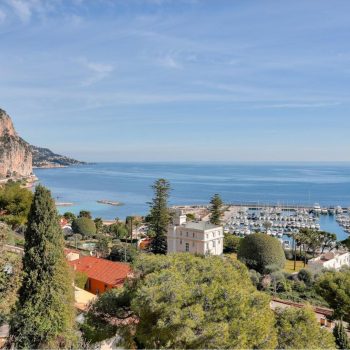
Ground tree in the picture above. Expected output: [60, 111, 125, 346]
[78, 210, 92, 219]
[223, 233, 241, 253]
[148, 179, 171, 254]
[262, 221, 272, 233]
[74, 271, 89, 289]
[86, 254, 277, 348]
[0, 182, 33, 227]
[96, 235, 110, 258]
[72, 217, 97, 238]
[0, 223, 22, 325]
[109, 243, 137, 263]
[104, 222, 128, 239]
[275, 306, 335, 349]
[315, 269, 350, 322]
[10, 185, 76, 348]
[63, 211, 76, 223]
[237, 233, 286, 273]
[94, 217, 103, 233]
[333, 321, 350, 349]
[209, 193, 223, 225]
[319, 231, 337, 253]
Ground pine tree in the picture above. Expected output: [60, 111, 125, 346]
[333, 321, 350, 350]
[209, 193, 223, 225]
[149, 179, 171, 254]
[10, 185, 76, 349]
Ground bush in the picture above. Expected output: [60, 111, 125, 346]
[75, 271, 88, 289]
[237, 233, 286, 273]
[109, 243, 137, 263]
[72, 217, 96, 238]
[223, 233, 241, 253]
[297, 269, 313, 285]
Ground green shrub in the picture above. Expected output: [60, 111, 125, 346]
[223, 233, 241, 253]
[297, 269, 313, 285]
[72, 217, 96, 238]
[75, 271, 88, 289]
[237, 233, 286, 273]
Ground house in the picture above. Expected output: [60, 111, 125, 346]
[167, 211, 224, 255]
[69, 256, 131, 295]
[64, 248, 80, 262]
[308, 251, 350, 271]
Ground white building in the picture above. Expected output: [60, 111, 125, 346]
[167, 212, 224, 255]
[308, 251, 350, 271]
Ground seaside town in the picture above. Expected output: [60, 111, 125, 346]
[1, 1, 350, 349]
[0, 109, 350, 348]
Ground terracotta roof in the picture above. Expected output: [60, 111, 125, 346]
[69, 256, 131, 287]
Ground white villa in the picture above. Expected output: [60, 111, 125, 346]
[167, 211, 224, 255]
[308, 251, 350, 271]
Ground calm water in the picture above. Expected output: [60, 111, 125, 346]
[34, 162, 350, 239]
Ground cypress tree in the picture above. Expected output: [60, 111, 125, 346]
[10, 185, 76, 348]
[209, 193, 223, 225]
[333, 321, 350, 350]
[149, 179, 170, 254]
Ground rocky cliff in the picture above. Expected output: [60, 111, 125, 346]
[0, 109, 32, 179]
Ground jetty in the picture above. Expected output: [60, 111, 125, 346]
[97, 200, 123, 206]
[55, 202, 74, 207]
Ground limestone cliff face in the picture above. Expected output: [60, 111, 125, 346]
[0, 109, 32, 178]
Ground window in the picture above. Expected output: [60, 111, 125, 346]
[185, 243, 189, 252]
[213, 240, 216, 247]
[212, 232, 215, 238]
[206, 242, 209, 249]
[180, 231, 182, 236]
[193, 232, 195, 238]
[186, 232, 189, 237]
[180, 239, 182, 245]
[192, 241, 195, 247]
[206, 233, 208, 239]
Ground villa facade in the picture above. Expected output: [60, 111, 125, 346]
[308, 251, 350, 271]
[167, 211, 224, 255]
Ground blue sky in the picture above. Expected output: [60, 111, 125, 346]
[0, 0, 349, 162]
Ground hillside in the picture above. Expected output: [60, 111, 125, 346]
[30, 145, 86, 168]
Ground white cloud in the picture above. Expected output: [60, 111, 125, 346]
[78, 58, 114, 86]
[159, 54, 182, 69]
[0, 8, 7, 22]
[6, 0, 32, 22]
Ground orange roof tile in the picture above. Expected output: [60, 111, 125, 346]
[69, 256, 131, 287]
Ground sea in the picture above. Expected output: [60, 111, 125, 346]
[34, 162, 350, 241]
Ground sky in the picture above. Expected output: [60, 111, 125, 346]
[0, 0, 349, 162]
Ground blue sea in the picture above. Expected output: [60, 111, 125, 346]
[34, 162, 350, 240]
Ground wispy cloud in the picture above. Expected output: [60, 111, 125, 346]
[0, 8, 7, 22]
[159, 54, 182, 69]
[6, 0, 32, 22]
[258, 102, 341, 109]
[78, 58, 114, 86]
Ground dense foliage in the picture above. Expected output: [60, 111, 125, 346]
[10, 185, 76, 348]
[333, 321, 350, 349]
[0, 223, 22, 325]
[315, 268, 350, 323]
[74, 271, 89, 289]
[84, 253, 277, 349]
[72, 216, 97, 237]
[275, 306, 335, 349]
[0, 182, 33, 227]
[223, 233, 241, 253]
[237, 233, 286, 273]
[209, 193, 223, 225]
[109, 242, 137, 263]
[148, 178, 171, 254]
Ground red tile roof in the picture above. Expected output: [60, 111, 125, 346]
[69, 256, 131, 287]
